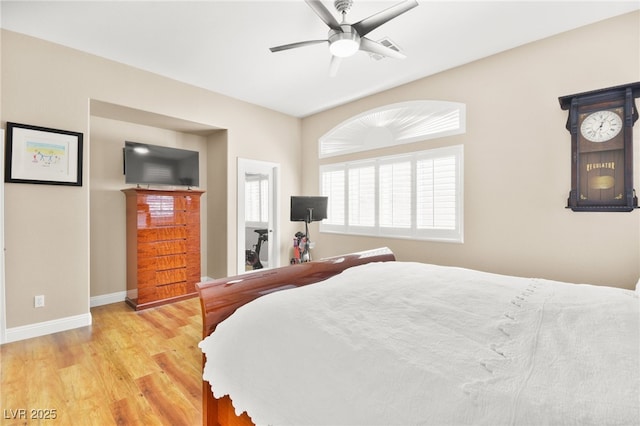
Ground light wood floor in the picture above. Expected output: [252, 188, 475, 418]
[1, 298, 204, 426]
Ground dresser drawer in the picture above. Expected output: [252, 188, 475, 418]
[156, 268, 187, 285]
[157, 254, 187, 271]
[155, 282, 188, 300]
[138, 242, 158, 258]
[148, 211, 187, 227]
[156, 226, 187, 241]
[140, 194, 183, 211]
[156, 240, 186, 255]
[173, 196, 187, 211]
[137, 226, 187, 242]
[137, 228, 159, 243]
[138, 240, 186, 257]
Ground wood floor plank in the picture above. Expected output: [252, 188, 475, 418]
[153, 351, 201, 406]
[0, 298, 204, 426]
[110, 396, 164, 426]
[156, 304, 191, 327]
[61, 397, 116, 426]
[22, 353, 68, 410]
[136, 372, 200, 426]
[136, 310, 180, 339]
[82, 350, 140, 404]
[51, 331, 86, 369]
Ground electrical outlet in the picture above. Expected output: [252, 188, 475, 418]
[34, 295, 45, 308]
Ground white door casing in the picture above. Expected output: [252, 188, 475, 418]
[237, 158, 280, 275]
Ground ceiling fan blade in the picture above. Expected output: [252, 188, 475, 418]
[359, 37, 406, 59]
[352, 0, 418, 37]
[269, 40, 327, 53]
[305, 0, 342, 31]
[329, 55, 342, 77]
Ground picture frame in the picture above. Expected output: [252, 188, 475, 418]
[4, 122, 83, 186]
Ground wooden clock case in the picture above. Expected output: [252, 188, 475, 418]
[559, 82, 640, 212]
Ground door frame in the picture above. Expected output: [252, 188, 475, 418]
[237, 158, 280, 275]
[1, 129, 6, 343]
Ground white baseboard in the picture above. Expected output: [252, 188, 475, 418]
[89, 280, 210, 308]
[4, 313, 92, 344]
[3, 281, 213, 344]
[90, 291, 126, 307]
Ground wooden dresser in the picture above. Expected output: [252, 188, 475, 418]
[122, 188, 204, 310]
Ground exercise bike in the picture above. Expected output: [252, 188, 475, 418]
[291, 231, 311, 264]
[245, 228, 268, 270]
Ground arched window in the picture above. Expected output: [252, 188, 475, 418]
[319, 100, 465, 158]
[319, 101, 465, 243]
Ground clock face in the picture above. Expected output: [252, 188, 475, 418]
[580, 109, 623, 142]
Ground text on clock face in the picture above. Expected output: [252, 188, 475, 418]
[580, 110, 623, 142]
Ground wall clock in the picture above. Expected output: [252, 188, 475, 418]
[559, 82, 640, 212]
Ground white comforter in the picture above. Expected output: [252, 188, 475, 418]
[199, 262, 640, 426]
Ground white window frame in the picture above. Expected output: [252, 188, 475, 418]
[320, 145, 463, 243]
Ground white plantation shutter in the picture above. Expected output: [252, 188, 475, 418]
[245, 177, 269, 223]
[260, 178, 269, 222]
[245, 180, 260, 222]
[348, 165, 375, 227]
[320, 145, 463, 242]
[379, 161, 411, 228]
[321, 167, 345, 226]
[417, 155, 456, 230]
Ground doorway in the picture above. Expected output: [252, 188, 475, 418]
[237, 158, 280, 274]
[1, 129, 5, 343]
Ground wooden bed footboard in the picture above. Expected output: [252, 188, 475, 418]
[196, 247, 395, 426]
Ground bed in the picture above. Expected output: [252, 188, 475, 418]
[196, 247, 639, 426]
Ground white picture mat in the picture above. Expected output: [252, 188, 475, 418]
[9, 126, 79, 183]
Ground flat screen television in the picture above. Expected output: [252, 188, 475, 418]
[123, 141, 199, 187]
[290, 196, 328, 223]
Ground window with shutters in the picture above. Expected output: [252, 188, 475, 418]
[245, 175, 269, 224]
[320, 145, 463, 242]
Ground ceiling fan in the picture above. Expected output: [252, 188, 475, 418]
[269, 0, 419, 76]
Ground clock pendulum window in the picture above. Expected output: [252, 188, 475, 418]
[559, 82, 640, 212]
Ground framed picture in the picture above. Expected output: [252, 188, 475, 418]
[4, 122, 83, 186]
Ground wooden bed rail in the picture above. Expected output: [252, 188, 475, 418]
[197, 247, 395, 337]
[196, 247, 395, 426]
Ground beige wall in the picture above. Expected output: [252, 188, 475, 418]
[302, 11, 640, 289]
[1, 29, 302, 329]
[206, 130, 229, 280]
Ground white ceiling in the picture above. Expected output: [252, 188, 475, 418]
[1, 1, 639, 118]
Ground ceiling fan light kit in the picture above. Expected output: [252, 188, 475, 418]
[329, 27, 360, 58]
[269, 0, 419, 75]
